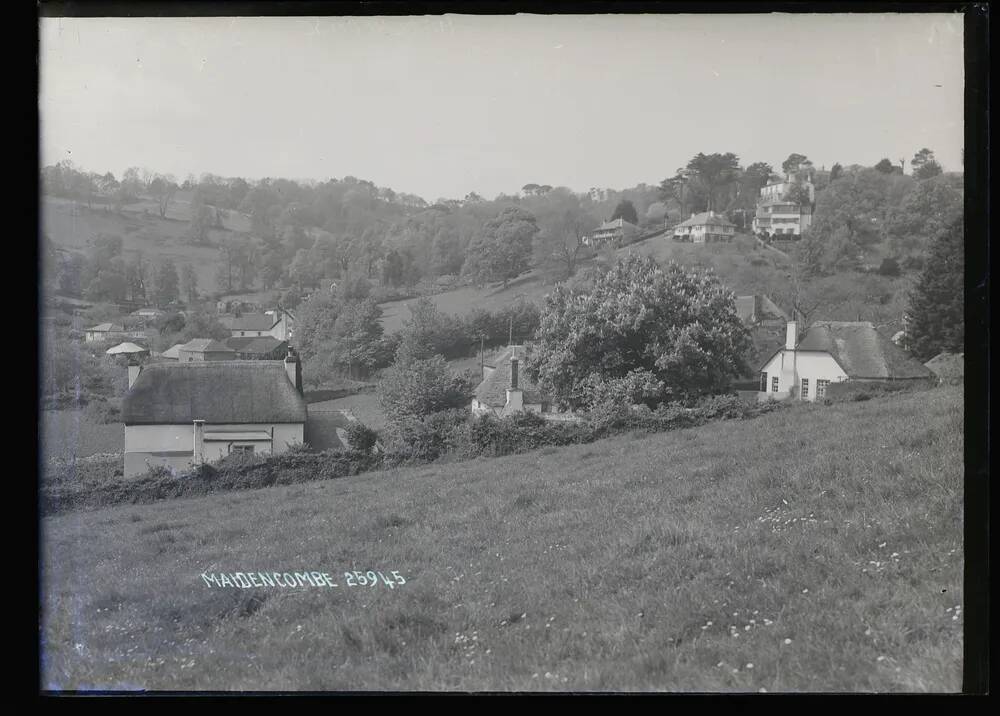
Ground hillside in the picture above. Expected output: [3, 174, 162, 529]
[41, 386, 963, 691]
[41, 196, 245, 294]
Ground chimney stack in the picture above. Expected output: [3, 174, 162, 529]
[509, 356, 519, 390]
[192, 420, 205, 465]
[785, 321, 798, 351]
[284, 349, 303, 395]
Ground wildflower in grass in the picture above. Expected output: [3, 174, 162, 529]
[746, 663, 754, 669]
[784, 638, 792, 645]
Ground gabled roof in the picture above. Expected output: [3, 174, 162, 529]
[225, 336, 287, 354]
[924, 352, 963, 383]
[595, 218, 637, 231]
[106, 342, 148, 355]
[674, 212, 735, 228]
[161, 343, 185, 360]
[87, 323, 125, 332]
[220, 313, 279, 331]
[786, 321, 934, 380]
[179, 338, 235, 354]
[122, 361, 307, 425]
[474, 345, 548, 407]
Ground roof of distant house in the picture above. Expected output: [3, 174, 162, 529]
[122, 361, 307, 425]
[219, 312, 281, 331]
[226, 336, 287, 354]
[595, 217, 638, 231]
[178, 338, 235, 354]
[924, 352, 964, 383]
[674, 211, 736, 228]
[87, 323, 125, 332]
[106, 342, 149, 355]
[474, 345, 548, 407]
[161, 343, 185, 360]
[791, 321, 934, 380]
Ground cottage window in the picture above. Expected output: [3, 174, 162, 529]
[231, 444, 255, 454]
[759, 372, 767, 392]
[816, 379, 830, 398]
[771, 376, 779, 393]
[801, 378, 809, 399]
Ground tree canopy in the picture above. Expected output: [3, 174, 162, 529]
[906, 220, 963, 361]
[526, 254, 751, 408]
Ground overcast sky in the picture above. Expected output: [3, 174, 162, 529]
[40, 13, 964, 201]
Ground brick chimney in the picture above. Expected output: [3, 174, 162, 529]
[504, 356, 523, 413]
[284, 349, 303, 395]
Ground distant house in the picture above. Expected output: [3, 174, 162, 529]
[160, 343, 185, 361]
[84, 323, 126, 343]
[131, 307, 166, 320]
[735, 295, 789, 328]
[752, 171, 815, 238]
[471, 345, 553, 417]
[225, 336, 289, 360]
[924, 352, 963, 386]
[219, 308, 295, 341]
[121, 355, 307, 478]
[584, 218, 639, 247]
[672, 211, 736, 243]
[177, 338, 236, 363]
[758, 321, 935, 402]
[105, 342, 150, 359]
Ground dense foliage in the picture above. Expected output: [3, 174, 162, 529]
[527, 254, 752, 408]
[906, 220, 964, 361]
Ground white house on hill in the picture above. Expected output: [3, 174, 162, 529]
[672, 211, 736, 243]
[758, 321, 935, 402]
[219, 309, 295, 341]
[583, 218, 639, 247]
[120, 355, 307, 477]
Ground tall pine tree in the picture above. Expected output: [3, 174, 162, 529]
[906, 220, 964, 360]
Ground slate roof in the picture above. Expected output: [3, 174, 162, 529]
[793, 321, 935, 380]
[122, 361, 307, 425]
[161, 343, 185, 360]
[106, 342, 149, 355]
[226, 336, 287, 355]
[474, 345, 548, 407]
[178, 338, 235, 354]
[595, 218, 637, 231]
[674, 212, 736, 228]
[87, 323, 125, 332]
[220, 313, 279, 331]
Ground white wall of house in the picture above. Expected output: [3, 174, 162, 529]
[124, 422, 305, 477]
[759, 350, 848, 402]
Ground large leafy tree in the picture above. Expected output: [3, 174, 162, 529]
[911, 148, 944, 179]
[533, 189, 599, 279]
[685, 152, 741, 211]
[610, 199, 639, 225]
[462, 207, 539, 288]
[885, 175, 963, 259]
[526, 253, 751, 408]
[377, 354, 473, 420]
[906, 220, 964, 361]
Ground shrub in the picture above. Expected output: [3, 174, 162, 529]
[345, 421, 378, 455]
[878, 258, 901, 277]
[382, 409, 469, 465]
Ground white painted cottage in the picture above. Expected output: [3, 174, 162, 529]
[120, 354, 307, 477]
[758, 321, 935, 402]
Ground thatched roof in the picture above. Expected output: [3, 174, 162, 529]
[122, 361, 307, 425]
[474, 345, 548, 407]
[795, 321, 934, 380]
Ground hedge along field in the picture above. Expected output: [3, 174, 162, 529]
[40, 386, 963, 691]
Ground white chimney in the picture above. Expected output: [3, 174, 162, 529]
[127, 362, 142, 389]
[505, 356, 523, 412]
[192, 420, 205, 465]
[785, 321, 798, 351]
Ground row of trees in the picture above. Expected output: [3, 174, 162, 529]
[48, 232, 198, 307]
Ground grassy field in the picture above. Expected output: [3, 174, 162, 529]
[41, 386, 963, 691]
[41, 410, 122, 463]
[41, 197, 241, 294]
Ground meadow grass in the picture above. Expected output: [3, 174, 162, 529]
[41, 410, 123, 462]
[40, 386, 963, 692]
